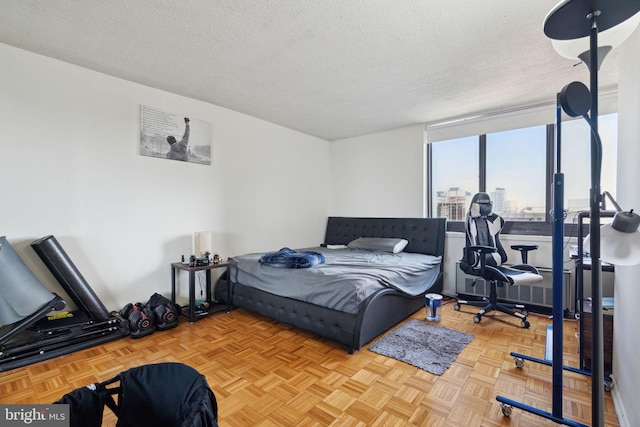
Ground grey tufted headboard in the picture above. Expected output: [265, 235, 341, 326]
[323, 217, 446, 258]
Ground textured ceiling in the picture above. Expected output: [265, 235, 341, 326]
[0, 1, 622, 141]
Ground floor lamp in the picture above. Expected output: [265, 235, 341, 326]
[496, 1, 640, 426]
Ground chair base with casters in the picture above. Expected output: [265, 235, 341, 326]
[454, 276, 530, 328]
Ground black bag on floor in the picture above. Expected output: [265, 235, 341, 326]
[55, 362, 218, 427]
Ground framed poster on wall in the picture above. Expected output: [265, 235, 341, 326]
[139, 105, 212, 165]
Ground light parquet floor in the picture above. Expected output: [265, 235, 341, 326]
[0, 301, 620, 426]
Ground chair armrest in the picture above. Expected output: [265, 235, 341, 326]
[510, 244, 538, 264]
[469, 245, 498, 254]
[510, 264, 540, 275]
[465, 245, 511, 283]
[468, 245, 497, 273]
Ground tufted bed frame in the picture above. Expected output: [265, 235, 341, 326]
[217, 217, 446, 353]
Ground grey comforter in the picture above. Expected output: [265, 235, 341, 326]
[228, 247, 442, 315]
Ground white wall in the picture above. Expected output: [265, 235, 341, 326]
[0, 42, 330, 312]
[329, 125, 425, 217]
[611, 25, 640, 427]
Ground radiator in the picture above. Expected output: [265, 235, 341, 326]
[455, 262, 572, 313]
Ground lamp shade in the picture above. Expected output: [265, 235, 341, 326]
[193, 231, 213, 257]
[599, 225, 640, 265]
[544, 0, 640, 40]
[584, 211, 640, 266]
[550, 11, 640, 61]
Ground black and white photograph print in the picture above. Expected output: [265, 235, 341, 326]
[140, 105, 212, 165]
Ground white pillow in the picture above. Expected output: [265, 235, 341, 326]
[347, 237, 409, 254]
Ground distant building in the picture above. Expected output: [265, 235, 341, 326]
[491, 188, 506, 213]
[436, 186, 545, 222]
[436, 187, 471, 221]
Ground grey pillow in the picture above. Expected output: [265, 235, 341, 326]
[347, 237, 409, 254]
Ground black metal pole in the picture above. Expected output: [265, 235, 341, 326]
[587, 12, 605, 427]
[550, 92, 564, 419]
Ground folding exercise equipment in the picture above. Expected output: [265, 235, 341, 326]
[1, 235, 129, 372]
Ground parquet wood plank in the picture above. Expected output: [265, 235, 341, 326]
[0, 301, 620, 426]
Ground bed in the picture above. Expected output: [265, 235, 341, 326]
[216, 217, 446, 353]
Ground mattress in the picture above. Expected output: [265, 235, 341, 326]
[229, 247, 442, 315]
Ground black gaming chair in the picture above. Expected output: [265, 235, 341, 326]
[454, 192, 543, 328]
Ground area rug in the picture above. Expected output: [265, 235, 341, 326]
[368, 319, 474, 375]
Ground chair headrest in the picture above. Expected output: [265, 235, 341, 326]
[469, 192, 493, 218]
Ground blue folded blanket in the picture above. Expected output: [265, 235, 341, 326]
[259, 247, 325, 268]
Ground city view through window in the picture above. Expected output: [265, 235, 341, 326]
[435, 187, 546, 222]
[430, 114, 617, 223]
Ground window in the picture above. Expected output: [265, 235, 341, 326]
[486, 126, 547, 221]
[561, 113, 617, 223]
[431, 136, 478, 221]
[427, 113, 618, 234]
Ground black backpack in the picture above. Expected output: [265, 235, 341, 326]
[55, 362, 218, 427]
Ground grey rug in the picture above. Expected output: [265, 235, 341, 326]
[368, 319, 474, 375]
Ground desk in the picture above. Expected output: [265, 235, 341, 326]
[572, 210, 615, 374]
[572, 211, 615, 308]
[171, 261, 230, 323]
[569, 247, 614, 304]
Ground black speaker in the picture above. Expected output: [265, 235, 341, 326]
[120, 303, 155, 339]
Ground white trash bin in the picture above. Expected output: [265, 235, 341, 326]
[425, 293, 443, 322]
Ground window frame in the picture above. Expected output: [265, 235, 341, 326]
[428, 123, 583, 237]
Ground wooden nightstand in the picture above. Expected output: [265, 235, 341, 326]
[171, 261, 230, 323]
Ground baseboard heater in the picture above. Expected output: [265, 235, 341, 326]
[455, 262, 572, 315]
